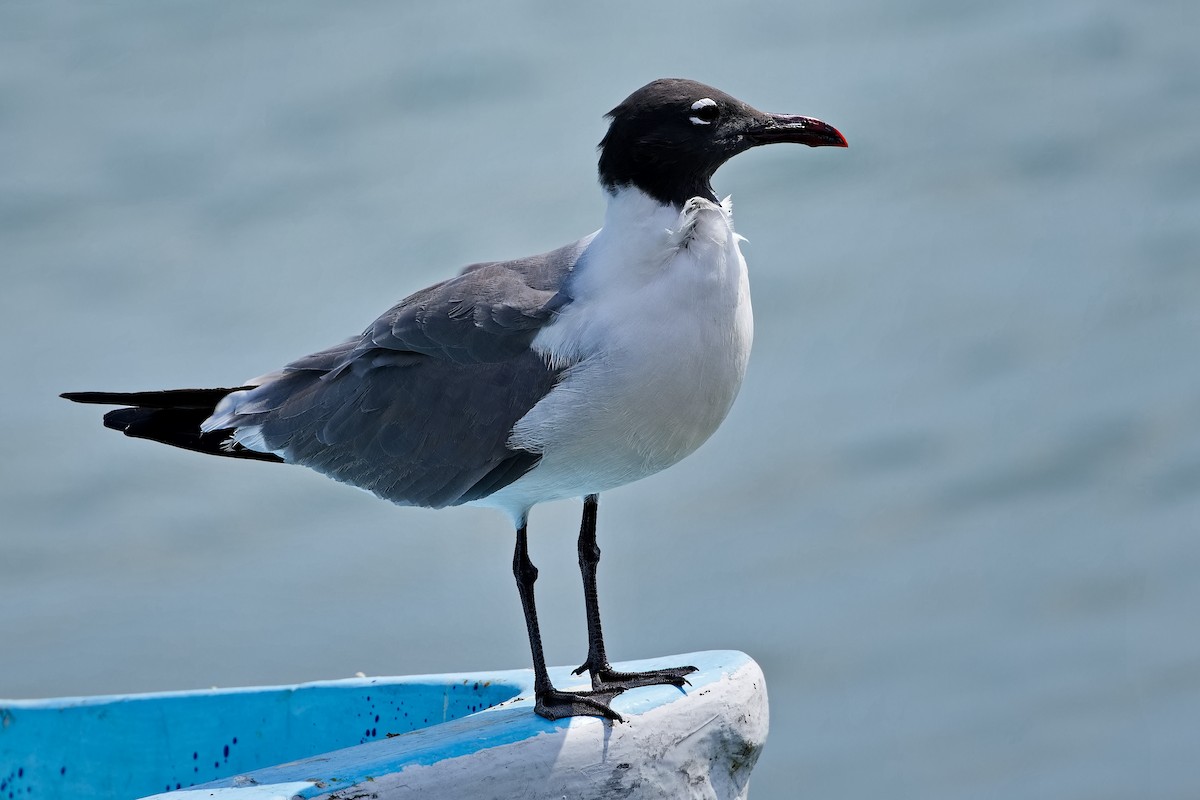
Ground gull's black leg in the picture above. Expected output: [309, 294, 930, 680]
[572, 494, 698, 691]
[512, 519, 625, 721]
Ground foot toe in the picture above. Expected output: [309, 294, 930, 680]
[592, 664, 698, 692]
[534, 686, 626, 722]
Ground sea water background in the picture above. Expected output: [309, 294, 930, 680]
[2, 2, 1198, 797]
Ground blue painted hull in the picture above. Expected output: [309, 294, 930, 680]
[1, 651, 766, 800]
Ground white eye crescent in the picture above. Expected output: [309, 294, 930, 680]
[689, 98, 719, 126]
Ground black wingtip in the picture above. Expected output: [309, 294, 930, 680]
[101, 407, 141, 432]
[62, 391, 107, 403]
[62, 386, 285, 464]
[61, 388, 255, 407]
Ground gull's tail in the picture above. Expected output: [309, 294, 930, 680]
[61, 388, 284, 463]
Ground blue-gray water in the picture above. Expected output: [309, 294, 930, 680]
[2, 2, 1198, 798]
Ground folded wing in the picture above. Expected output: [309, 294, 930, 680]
[206, 238, 588, 508]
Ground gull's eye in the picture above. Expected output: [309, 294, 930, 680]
[689, 98, 720, 126]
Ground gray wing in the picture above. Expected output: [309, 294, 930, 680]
[213, 236, 590, 509]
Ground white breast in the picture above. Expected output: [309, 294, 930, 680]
[479, 187, 754, 520]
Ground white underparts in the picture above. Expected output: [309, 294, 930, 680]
[479, 186, 754, 522]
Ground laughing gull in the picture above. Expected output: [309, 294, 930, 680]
[63, 78, 846, 721]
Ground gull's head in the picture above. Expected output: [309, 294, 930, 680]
[598, 78, 847, 207]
